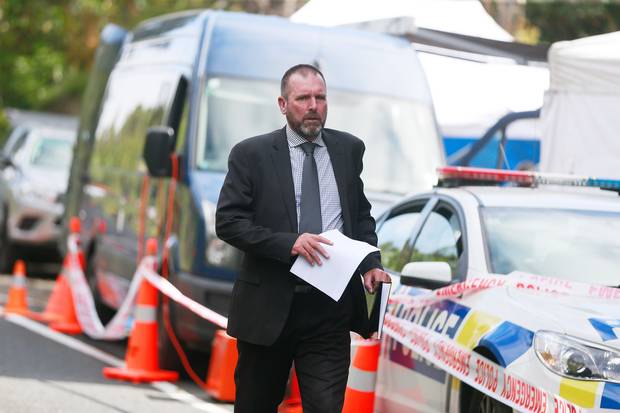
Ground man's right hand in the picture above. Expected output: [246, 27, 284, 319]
[291, 233, 333, 266]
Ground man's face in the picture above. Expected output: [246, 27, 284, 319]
[278, 72, 327, 140]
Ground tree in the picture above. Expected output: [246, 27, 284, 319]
[526, 1, 620, 44]
[0, 0, 306, 113]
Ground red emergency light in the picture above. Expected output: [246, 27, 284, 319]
[438, 166, 534, 185]
[437, 166, 620, 193]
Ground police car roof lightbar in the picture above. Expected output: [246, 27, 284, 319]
[437, 166, 620, 193]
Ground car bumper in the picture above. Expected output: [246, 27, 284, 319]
[7, 196, 63, 245]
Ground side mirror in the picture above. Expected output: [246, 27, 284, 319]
[143, 126, 175, 177]
[0, 155, 14, 169]
[400, 261, 452, 289]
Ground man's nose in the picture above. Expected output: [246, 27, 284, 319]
[308, 96, 317, 110]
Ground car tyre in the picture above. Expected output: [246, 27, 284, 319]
[467, 387, 513, 413]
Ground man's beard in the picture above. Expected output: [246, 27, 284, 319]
[288, 113, 325, 140]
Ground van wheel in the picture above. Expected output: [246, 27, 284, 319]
[467, 388, 513, 413]
[157, 300, 210, 378]
[157, 300, 183, 372]
[85, 250, 115, 323]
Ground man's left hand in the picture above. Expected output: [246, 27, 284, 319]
[363, 268, 391, 294]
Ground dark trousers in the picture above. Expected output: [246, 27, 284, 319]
[234, 288, 353, 413]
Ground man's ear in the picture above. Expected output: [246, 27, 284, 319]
[277, 96, 287, 114]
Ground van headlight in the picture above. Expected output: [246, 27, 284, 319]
[202, 200, 240, 268]
[534, 331, 620, 382]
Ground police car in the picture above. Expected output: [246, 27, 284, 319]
[374, 167, 620, 413]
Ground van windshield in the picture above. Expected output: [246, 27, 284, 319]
[196, 77, 443, 194]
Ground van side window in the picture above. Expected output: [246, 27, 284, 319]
[173, 87, 189, 153]
[91, 69, 178, 172]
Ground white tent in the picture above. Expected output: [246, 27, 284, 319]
[539, 31, 620, 178]
[292, 0, 549, 155]
[418, 52, 548, 140]
[291, 0, 513, 41]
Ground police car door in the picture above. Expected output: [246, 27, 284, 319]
[375, 196, 468, 412]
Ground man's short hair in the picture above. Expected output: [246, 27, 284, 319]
[280, 64, 326, 98]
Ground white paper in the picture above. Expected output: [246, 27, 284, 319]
[377, 282, 392, 339]
[290, 229, 379, 301]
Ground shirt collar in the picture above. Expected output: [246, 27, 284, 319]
[286, 124, 324, 148]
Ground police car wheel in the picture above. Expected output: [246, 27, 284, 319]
[468, 389, 513, 413]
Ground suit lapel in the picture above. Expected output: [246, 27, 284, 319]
[323, 130, 353, 237]
[271, 127, 297, 232]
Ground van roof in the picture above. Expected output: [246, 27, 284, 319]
[132, 10, 204, 42]
[129, 10, 433, 103]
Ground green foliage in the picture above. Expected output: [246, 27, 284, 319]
[526, 1, 620, 43]
[0, 107, 9, 144]
[0, 0, 305, 112]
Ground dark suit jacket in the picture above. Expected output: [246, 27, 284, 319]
[215, 127, 382, 346]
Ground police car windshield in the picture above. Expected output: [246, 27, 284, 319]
[196, 77, 442, 194]
[482, 207, 620, 286]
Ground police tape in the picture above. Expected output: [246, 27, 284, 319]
[139, 265, 228, 329]
[65, 235, 227, 340]
[383, 314, 588, 413]
[390, 271, 620, 310]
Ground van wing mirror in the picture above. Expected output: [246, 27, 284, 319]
[143, 126, 174, 177]
[400, 261, 452, 289]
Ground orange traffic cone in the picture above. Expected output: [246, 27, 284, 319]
[48, 255, 82, 335]
[41, 217, 85, 325]
[4, 260, 30, 316]
[40, 257, 72, 323]
[68, 217, 86, 271]
[103, 238, 179, 383]
[205, 329, 238, 401]
[342, 340, 380, 413]
[278, 368, 303, 413]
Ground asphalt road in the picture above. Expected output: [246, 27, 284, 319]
[0, 272, 233, 413]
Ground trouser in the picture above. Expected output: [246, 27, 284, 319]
[234, 287, 353, 413]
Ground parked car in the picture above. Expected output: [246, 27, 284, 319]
[0, 109, 77, 272]
[63, 9, 445, 367]
[375, 167, 620, 412]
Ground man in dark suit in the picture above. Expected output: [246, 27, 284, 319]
[216, 64, 390, 413]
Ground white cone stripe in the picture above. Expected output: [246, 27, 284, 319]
[134, 305, 157, 323]
[12, 276, 26, 287]
[347, 366, 377, 393]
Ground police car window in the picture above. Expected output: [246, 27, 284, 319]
[377, 204, 425, 272]
[408, 205, 462, 275]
